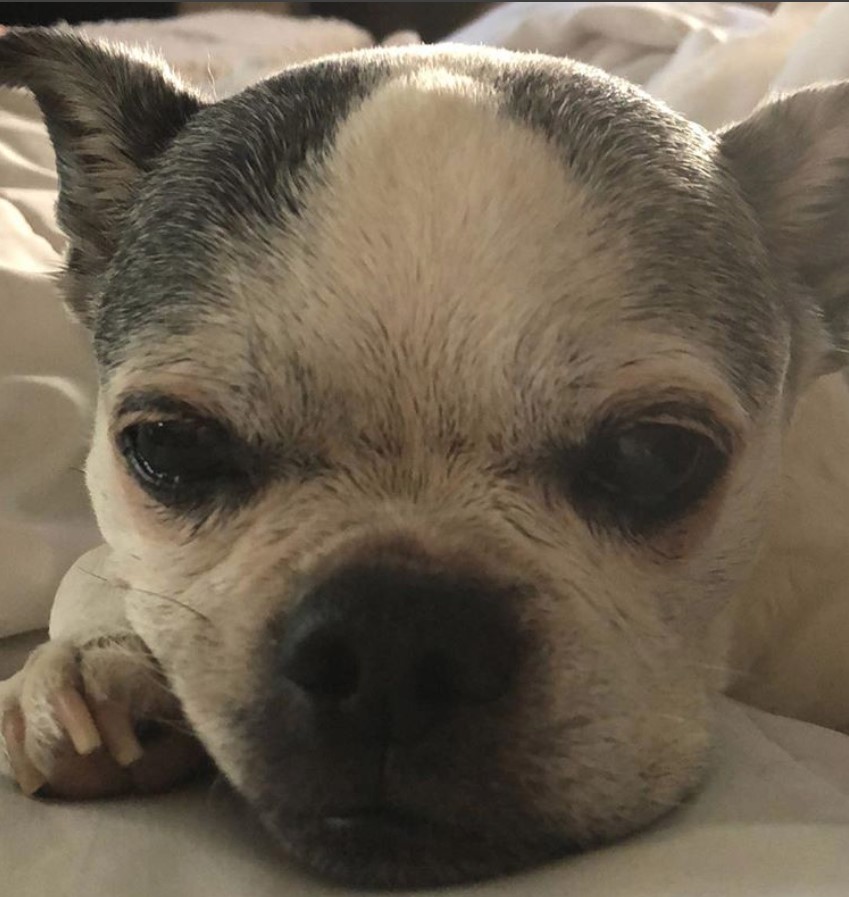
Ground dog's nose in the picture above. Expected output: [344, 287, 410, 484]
[276, 563, 520, 744]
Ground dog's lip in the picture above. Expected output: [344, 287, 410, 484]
[320, 804, 427, 832]
[267, 801, 574, 887]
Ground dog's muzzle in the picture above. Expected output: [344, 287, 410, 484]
[232, 554, 555, 886]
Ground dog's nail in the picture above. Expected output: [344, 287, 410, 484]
[52, 688, 102, 756]
[13, 758, 48, 797]
[2, 708, 48, 797]
[92, 701, 144, 767]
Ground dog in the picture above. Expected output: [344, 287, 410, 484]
[1, 27, 849, 888]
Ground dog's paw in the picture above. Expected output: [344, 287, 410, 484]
[0, 635, 208, 800]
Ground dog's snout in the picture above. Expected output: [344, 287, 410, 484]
[277, 562, 521, 744]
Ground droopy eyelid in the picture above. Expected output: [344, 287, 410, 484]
[114, 391, 217, 421]
[592, 398, 741, 454]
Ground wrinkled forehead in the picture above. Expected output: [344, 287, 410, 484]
[97, 51, 787, 428]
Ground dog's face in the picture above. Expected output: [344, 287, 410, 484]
[5, 31, 849, 887]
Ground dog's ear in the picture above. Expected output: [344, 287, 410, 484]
[719, 83, 849, 382]
[0, 28, 205, 327]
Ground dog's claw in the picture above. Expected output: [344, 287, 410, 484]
[3, 691, 205, 800]
[53, 687, 103, 756]
[1, 637, 207, 801]
[91, 700, 145, 768]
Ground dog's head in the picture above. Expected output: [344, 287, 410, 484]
[4, 29, 849, 887]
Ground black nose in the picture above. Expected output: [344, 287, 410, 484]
[276, 562, 520, 745]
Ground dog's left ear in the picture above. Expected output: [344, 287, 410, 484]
[0, 28, 206, 327]
[719, 83, 849, 382]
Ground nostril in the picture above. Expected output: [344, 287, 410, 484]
[282, 631, 360, 701]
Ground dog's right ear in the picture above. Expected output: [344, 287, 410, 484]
[719, 83, 849, 386]
[0, 28, 205, 327]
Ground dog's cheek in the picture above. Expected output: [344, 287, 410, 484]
[117, 501, 336, 788]
[656, 417, 785, 667]
[504, 584, 711, 843]
[496, 483, 765, 842]
[85, 398, 249, 588]
[515, 423, 786, 841]
[132, 603, 262, 789]
[85, 404, 183, 562]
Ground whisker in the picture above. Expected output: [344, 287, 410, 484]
[203, 772, 238, 816]
[655, 713, 703, 725]
[688, 660, 749, 680]
[150, 715, 199, 739]
[77, 566, 214, 626]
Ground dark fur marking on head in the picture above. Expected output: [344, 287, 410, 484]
[493, 57, 785, 406]
[95, 56, 390, 366]
[0, 28, 204, 326]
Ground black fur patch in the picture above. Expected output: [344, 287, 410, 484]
[495, 57, 784, 404]
[95, 54, 389, 364]
[0, 28, 204, 325]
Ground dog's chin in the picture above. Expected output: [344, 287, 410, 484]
[262, 805, 573, 888]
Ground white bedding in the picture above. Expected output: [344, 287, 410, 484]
[2, 3, 849, 894]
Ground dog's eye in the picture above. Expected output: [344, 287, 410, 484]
[574, 423, 726, 531]
[119, 419, 245, 494]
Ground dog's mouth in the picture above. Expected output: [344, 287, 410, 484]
[262, 798, 571, 888]
[320, 802, 425, 833]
